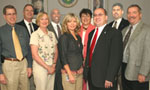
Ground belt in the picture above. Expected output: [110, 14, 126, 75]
[5, 57, 25, 61]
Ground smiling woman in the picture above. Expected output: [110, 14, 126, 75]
[58, 0, 78, 8]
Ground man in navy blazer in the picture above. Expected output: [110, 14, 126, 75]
[108, 3, 129, 31]
[17, 4, 38, 37]
[84, 8, 123, 90]
[17, 4, 38, 90]
[108, 3, 129, 90]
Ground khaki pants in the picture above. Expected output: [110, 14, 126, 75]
[62, 73, 83, 90]
[1, 59, 29, 90]
[33, 62, 55, 90]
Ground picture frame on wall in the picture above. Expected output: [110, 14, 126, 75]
[88, 0, 107, 12]
[28, 0, 48, 15]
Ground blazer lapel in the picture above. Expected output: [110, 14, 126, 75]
[128, 21, 143, 46]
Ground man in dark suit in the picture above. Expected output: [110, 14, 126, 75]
[108, 3, 129, 31]
[121, 4, 150, 90]
[47, 9, 63, 90]
[84, 8, 123, 90]
[108, 3, 129, 90]
[17, 4, 38, 37]
[17, 4, 38, 90]
[47, 9, 61, 40]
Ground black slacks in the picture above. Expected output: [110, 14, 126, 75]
[121, 63, 149, 90]
[88, 68, 117, 90]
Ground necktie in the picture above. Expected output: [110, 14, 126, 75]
[29, 23, 34, 34]
[89, 28, 99, 67]
[57, 24, 61, 38]
[12, 27, 23, 60]
[113, 21, 117, 29]
[123, 26, 133, 49]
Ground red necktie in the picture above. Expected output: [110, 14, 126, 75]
[89, 28, 99, 67]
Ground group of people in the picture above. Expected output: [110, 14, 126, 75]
[0, 2, 149, 90]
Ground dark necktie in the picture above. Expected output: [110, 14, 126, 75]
[89, 28, 99, 67]
[29, 23, 33, 34]
[123, 26, 133, 49]
[113, 21, 117, 29]
[57, 24, 61, 38]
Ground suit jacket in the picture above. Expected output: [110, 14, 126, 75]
[47, 23, 61, 40]
[108, 18, 129, 31]
[122, 21, 150, 81]
[17, 20, 38, 37]
[84, 25, 123, 87]
[47, 23, 63, 90]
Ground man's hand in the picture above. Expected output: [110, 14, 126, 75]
[105, 80, 113, 88]
[27, 68, 32, 77]
[138, 74, 146, 83]
[0, 74, 7, 84]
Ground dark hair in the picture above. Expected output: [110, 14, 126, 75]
[127, 4, 142, 13]
[23, 4, 34, 11]
[112, 3, 123, 10]
[79, 8, 92, 18]
[3, 5, 17, 15]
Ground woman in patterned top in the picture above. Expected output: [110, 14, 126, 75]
[30, 12, 58, 90]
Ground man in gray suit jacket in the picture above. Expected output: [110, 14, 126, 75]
[122, 4, 150, 90]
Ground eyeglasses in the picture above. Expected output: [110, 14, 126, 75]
[5, 13, 16, 16]
[94, 14, 104, 17]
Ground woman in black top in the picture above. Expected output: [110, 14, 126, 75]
[58, 13, 83, 90]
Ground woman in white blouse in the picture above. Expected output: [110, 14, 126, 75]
[30, 12, 58, 90]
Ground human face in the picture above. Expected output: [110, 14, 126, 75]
[4, 8, 17, 26]
[23, 6, 34, 21]
[81, 13, 91, 26]
[127, 7, 142, 25]
[51, 9, 60, 24]
[93, 8, 107, 27]
[112, 6, 124, 20]
[39, 14, 49, 28]
[67, 17, 77, 32]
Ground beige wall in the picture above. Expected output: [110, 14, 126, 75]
[0, 0, 150, 26]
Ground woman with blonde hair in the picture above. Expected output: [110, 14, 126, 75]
[58, 13, 83, 90]
[30, 12, 58, 90]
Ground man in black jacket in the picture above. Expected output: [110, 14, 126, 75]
[108, 3, 129, 31]
[17, 4, 38, 90]
[84, 8, 123, 90]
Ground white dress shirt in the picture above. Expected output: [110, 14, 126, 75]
[51, 21, 61, 37]
[24, 19, 34, 35]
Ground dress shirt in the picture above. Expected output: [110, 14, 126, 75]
[112, 18, 122, 29]
[91, 24, 106, 52]
[58, 33, 83, 71]
[0, 23, 33, 74]
[51, 21, 61, 38]
[24, 19, 34, 35]
[123, 22, 139, 63]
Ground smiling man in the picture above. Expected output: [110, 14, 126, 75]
[108, 3, 129, 31]
[122, 4, 150, 90]
[0, 5, 32, 90]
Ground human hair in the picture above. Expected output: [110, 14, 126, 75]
[23, 4, 34, 11]
[127, 4, 142, 13]
[62, 13, 80, 35]
[112, 3, 123, 10]
[3, 5, 17, 15]
[36, 12, 50, 26]
[79, 8, 92, 18]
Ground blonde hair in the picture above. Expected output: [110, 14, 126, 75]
[62, 13, 80, 34]
[36, 12, 50, 26]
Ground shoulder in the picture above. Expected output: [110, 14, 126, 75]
[16, 20, 24, 25]
[108, 21, 114, 26]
